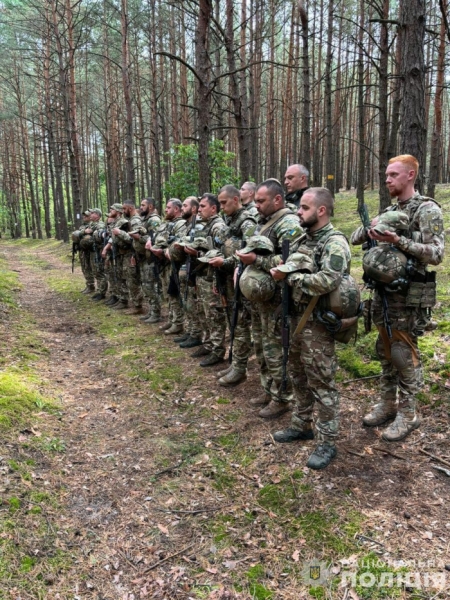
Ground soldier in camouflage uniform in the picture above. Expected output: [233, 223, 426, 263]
[239, 182, 259, 217]
[284, 163, 309, 212]
[270, 187, 351, 470]
[172, 197, 203, 347]
[129, 198, 162, 323]
[351, 154, 445, 442]
[148, 199, 187, 334]
[85, 209, 108, 301]
[206, 185, 257, 384]
[101, 204, 125, 306]
[75, 210, 95, 293]
[184, 193, 227, 366]
[236, 179, 302, 418]
[110, 200, 144, 314]
[104, 206, 130, 310]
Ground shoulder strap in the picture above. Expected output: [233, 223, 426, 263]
[258, 208, 292, 235]
[314, 230, 349, 272]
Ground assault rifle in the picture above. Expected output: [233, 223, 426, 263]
[184, 215, 197, 302]
[228, 240, 246, 365]
[281, 239, 290, 392]
[358, 203, 392, 338]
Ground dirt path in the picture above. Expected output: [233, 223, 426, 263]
[1, 242, 450, 599]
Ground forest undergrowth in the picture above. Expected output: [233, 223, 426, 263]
[0, 188, 449, 599]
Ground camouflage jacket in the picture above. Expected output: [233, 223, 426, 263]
[194, 215, 227, 278]
[242, 200, 259, 218]
[132, 211, 162, 256]
[287, 223, 351, 301]
[112, 213, 142, 252]
[351, 192, 444, 275]
[219, 208, 257, 272]
[248, 207, 303, 272]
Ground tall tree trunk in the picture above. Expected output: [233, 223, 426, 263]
[399, 0, 426, 191]
[121, 0, 136, 202]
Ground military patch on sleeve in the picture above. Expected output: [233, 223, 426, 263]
[330, 254, 344, 271]
[428, 217, 443, 235]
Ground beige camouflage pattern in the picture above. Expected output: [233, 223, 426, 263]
[351, 192, 445, 428]
[286, 223, 351, 443]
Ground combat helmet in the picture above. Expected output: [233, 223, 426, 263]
[363, 244, 407, 284]
[239, 265, 276, 302]
[319, 274, 361, 318]
[71, 231, 82, 243]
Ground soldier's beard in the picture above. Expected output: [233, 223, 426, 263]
[140, 209, 149, 217]
[182, 210, 192, 219]
[300, 213, 318, 229]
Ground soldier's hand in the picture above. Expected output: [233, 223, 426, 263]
[164, 249, 170, 260]
[112, 228, 121, 236]
[145, 239, 153, 250]
[368, 229, 400, 245]
[209, 257, 224, 268]
[129, 231, 140, 239]
[151, 248, 164, 258]
[236, 250, 256, 265]
[85, 228, 92, 234]
[184, 246, 197, 256]
[101, 249, 107, 259]
[270, 267, 286, 281]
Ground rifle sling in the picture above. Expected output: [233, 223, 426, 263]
[293, 295, 319, 337]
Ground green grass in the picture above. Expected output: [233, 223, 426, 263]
[0, 370, 55, 429]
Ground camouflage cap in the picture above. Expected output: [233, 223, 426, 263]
[90, 208, 102, 217]
[197, 249, 224, 263]
[178, 236, 210, 251]
[373, 211, 409, 235]
[82, 209, 92, 216]
[239, 235, 274, 255]
[110, 203, 124, 213]
[277, 249, 315, 274]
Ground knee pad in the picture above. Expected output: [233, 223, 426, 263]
[390, 341, 413, 372]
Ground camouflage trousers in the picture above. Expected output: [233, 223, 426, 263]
[104, 255, 122, 299]
[179, 267, 202, 339]
[289, 317, 339, 443]
[250, 302, 292, 404]
[80, 250, 94, 287]
[89, 252, 107, 294]
[140, 259, 162, 317]
[122, 252, 143, 308]
[196, 276, 227, 359]
[226, 279, 252, 373]
[162, 267, 183, 326]
[372, 293, 423, 411]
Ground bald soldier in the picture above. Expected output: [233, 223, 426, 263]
[284, 164, 309, 212]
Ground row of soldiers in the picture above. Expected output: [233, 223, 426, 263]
[71, 156, 445, 470]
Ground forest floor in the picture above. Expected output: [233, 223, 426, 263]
[0, 191, 449, 600]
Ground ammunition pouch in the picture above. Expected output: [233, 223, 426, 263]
[405, 271, 436, 308]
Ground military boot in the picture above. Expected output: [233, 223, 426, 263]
[124, 306, 146, 315]
[180, 337, 203, 349]
[105, 295, 119, 306]
[164, 324, 183, 335]
[306, 442, 337, 470]
[112, 301, 128, 310]
[82, 285, 95, 294]
[139, 307, 152, 320]
[216, 365, 233, 378]
[258, 400, 290, 419]
[200, 353, 224, 367]
[273, 427, 314, 443]
[174, 333, 190, 343]
[249, 393, 271, 407]
[191, 346, 209, 358]
[381, 403, 421, 442]
[92, 293, 106, 301]
[218, 368, 247, 387]
[363, 401, 397, 427]
[145, 314, 162, 323]
[159, 322, 172, 331]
